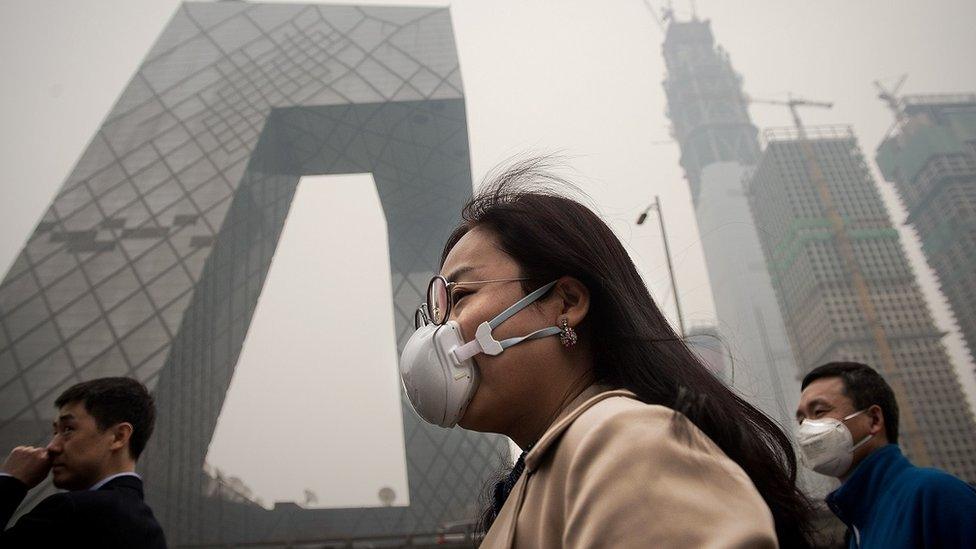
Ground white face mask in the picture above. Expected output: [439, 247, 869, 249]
[796, 409, 874, 477]
[399, 280, 562, 428]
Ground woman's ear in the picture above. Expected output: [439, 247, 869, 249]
[553, 276, 589, 327]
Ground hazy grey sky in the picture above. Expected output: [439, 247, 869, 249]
[2, 0, 975, 505]
[204, 174, 409, 508]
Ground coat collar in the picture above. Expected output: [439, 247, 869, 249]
[481, 385, 636, 548]
[524, 385, 636, 473]
[826, 444, 909, 527]
[93, 473, 146, 499]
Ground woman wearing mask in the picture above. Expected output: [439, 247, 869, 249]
[400, 159, 814, 548]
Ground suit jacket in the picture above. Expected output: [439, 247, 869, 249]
[480, 387, 779, 549]
[0, 473, 166, 548]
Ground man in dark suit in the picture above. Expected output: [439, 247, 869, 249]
[0, 377, 166, 547]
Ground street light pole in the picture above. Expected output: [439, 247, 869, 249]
[637, 195, 685, 337]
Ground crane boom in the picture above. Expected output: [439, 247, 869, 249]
[640, 0, 666, 33]
[874, 74, 908, 120]
[749, 95, 832, 139]
[875, 74, 909, 140]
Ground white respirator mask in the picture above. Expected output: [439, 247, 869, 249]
[796, 409, 874, 477]
[399, 280, 562, 428]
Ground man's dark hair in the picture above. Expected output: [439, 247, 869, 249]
[55, 377, 156, 459]
[802, 362, 899, 443]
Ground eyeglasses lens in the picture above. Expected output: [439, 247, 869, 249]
[427, 276, 449, 325]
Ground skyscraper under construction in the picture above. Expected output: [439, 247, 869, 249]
[662, 18, 800, 431]
[877, 93, 976, 369]
[748, 124, 976, 482]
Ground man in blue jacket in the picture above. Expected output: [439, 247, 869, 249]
[796, 361, 976, 548]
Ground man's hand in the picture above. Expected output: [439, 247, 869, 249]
[1, 446, 51, 489]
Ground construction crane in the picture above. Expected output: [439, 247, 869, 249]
[646, 0, 698, 24]
[875, 74, 908, 120]
[640, 0, 667, 33]
[748, 95, 834, 139]
[751, 93, 932, 465]
[875, 74, 909, 140]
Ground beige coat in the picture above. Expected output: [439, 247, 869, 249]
[480, 387, 778, 548]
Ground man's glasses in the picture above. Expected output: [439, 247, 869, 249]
[414, 275, 529, 328]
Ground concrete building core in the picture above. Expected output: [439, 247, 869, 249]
[662, 19, 801, 435]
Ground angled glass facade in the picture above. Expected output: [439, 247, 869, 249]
[0, 2, 508, 545]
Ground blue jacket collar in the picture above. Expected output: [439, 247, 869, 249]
[826, 444, 909, 527]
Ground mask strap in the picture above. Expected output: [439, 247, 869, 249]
[842, 409, 868, 422]
[498, 326, 563, 350]
[844, 408, 874, 453]
[453, 338, 483, 363]
[488, 281, 558, 329]
[852, 433, 874, 452]
[454, 325, 563, 363]
[452, 281, 559, 363]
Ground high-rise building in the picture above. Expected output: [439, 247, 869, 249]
[0, 2, 508, 545]
[747, 125, 976, 482]
[877, 93, 976, 368]
[662, 19, 800, 429]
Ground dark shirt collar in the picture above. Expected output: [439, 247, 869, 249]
[826, 444, 910, 527]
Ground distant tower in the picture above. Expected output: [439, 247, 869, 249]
[748, 124, 976, 482]
[662, 20, 759, 203]
[662, 19, 799, 429]
[877, 93, 976, 368]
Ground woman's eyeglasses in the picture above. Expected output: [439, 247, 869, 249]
[414, 275, 528, 328]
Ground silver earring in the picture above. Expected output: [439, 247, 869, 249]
[559, 317, 577, 348]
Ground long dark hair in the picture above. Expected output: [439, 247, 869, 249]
[442, 158, 815, 547]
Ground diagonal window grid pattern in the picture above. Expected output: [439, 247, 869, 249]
[0, 3, 507, 545]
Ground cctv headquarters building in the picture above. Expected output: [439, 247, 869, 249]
[0, 2, 508, 545]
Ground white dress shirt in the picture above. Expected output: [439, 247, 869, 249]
[88, 472, 141, 491]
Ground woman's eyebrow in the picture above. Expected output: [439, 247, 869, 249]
[444, 265, 480, 283]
